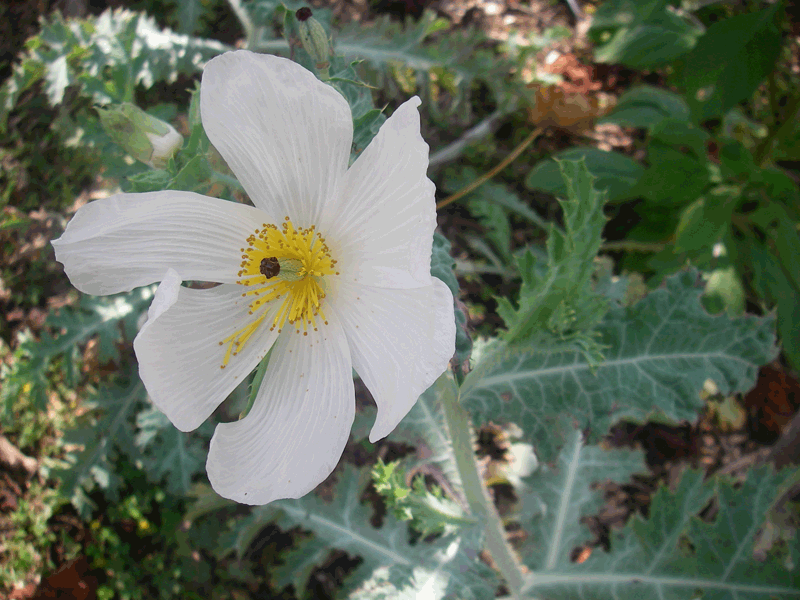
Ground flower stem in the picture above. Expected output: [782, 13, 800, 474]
[440, 375, 525, 598]
[226, 0, 255, 48]
[436, 127, 544, 211]
[212, 170, 245, 192]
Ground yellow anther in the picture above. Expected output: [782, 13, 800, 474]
[219, 217, 337, 368]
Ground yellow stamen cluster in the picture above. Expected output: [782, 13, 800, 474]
[219, 217, 338, 368]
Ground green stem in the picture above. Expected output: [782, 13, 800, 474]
[226, 0, 255, 49]
[440, 376, 525, 598]
[212, 170, 245, 192]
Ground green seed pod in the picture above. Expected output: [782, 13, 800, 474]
[98, 103, 183, 168]
[296, 8, 330, 78]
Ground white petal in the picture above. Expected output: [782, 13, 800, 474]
[51, 191, 266, 295]
[133, 274, 281, 432]
[206, 312, 354, 505]
[201, 50, 352, 227]
[330, 277, 455, 442]
[324, 97, 436, 289]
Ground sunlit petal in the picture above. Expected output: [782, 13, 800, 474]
[52, 191, 265, 295]
[201, 50, 352, 226]
[324, 97, 435, 289]
[206, 312, 354, 504]
[330, 277, 455, 442]
[133, 269, 281, 432]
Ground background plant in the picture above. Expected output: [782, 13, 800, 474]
[1, 0, 798, 599]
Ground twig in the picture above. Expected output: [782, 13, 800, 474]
[436, 127, 544, 211]
[600, 240, 667, 253]
[0, 435, 38, 476]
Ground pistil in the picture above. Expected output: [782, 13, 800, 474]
[218, 217, 338, 368]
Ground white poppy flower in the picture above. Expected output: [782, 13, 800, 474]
[52, 50, 455, 505]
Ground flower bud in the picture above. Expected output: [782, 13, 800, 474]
[98, 103, 183, 168]
[296, 8, 330, 77]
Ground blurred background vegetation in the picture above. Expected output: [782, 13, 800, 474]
[1, 0, 799, 598]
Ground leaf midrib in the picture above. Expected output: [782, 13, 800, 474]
[523, 571, 800, 596]
[466, 351, 760, 394]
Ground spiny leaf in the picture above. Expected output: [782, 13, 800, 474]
[431, 233, 472, 366]
[55, 369, 147, 517]
[498, 159, 609, 354]
[1, 7, 230, 127]
[517, 426, 646, 571]
[390, 375, 466, 505]
[1, 288, 152, 414]
[219, 464, 497, 600]
[333, 10, 518, 121]
[135, 406, 210, 496]
[520, 466, 800, 599]
[372, 459, 474, 537]
[462, 269, 777, 463]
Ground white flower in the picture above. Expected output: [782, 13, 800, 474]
[52, 50, 455, 505]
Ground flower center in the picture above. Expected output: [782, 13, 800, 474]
[218, 217, 338, 368]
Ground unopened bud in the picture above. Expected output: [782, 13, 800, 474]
[296, 8, 330, 77]
[98, 103, 183, 169]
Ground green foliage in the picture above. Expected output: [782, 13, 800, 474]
[328, 10, 521, 122]
[442, 166, 552, 272]
[216, 464, 497, 599]
[57, 367, 212, 517]
[517, 428, 646, 572]
[519, 464, 800, 599]
[673, 190, 735, 255]
[466, 195, 513, 265]
[432, 232, 472, 367]
[56, 371, 147, 517]
[462, 269, 777, 462]
[525, 148, 644, 202]
[599, 85, 691, 130]
[558, 8, 800, 370]
[736, 220, 800, 372]
[1, 287, 153, 416]
[248, 4, 523, 126]
[674, 3, 783, 122]
[135, 406, 210, 496]
[7, 2, 798, 598]
[0, 8, 230, 129]
[499, 160, 609, 355]
[0, 483, 70, 589]
[389, 375, 466, 507]
[173, 0, 210, 35]
[371, 459, 471, 537]
[590, 0, 703, 68]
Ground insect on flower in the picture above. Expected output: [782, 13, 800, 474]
[51, 50, 455, 505]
